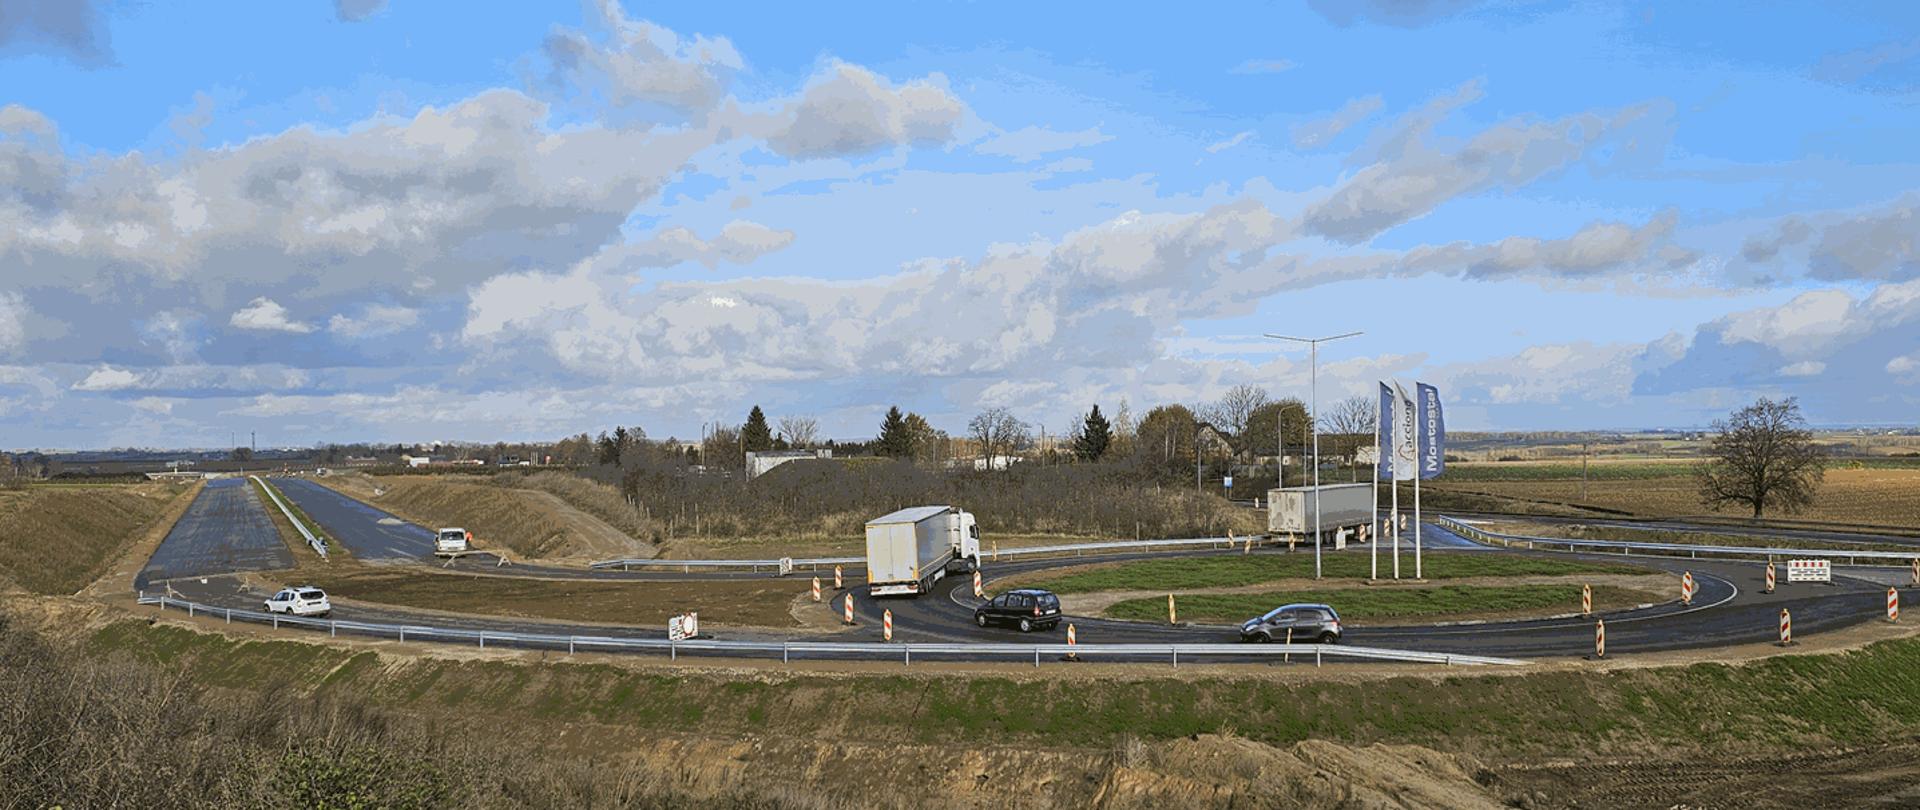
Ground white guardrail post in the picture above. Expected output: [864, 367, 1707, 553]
[251, 475, 327, 558]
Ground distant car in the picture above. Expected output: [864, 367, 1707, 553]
[435, 527, 470, 553]
[1240, 603, 1341, 643]
[974, 588, 1062, 632]
[264, 587, 331, 617]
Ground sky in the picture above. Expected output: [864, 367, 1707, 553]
[3, 0, 1920, 450]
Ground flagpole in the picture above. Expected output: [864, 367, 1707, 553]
[1414, 391, 1423, 581]
[1370, 387, 1380, 582]
[1391, 385, 1401, 579]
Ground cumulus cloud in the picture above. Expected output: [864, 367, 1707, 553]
[0, 292, 25, 357]
[1291, 95, 1383, 149]
[975, 125, 1111, 163]
[229, 298, 314, 333]
[543, 0, 741, 115]
[762, 63, 967, 159]
[1397, 211, 1694, 281]
[588, 220, 796, 271]
[72, 363, 311, 394]
[0, 0, 112, 66]
[1305, 83, 1665, 242]
[72, 366, 139, 392]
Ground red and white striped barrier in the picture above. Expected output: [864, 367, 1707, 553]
[1581, 583, 1592, 616]
[1890, 587, 1901, 623]
[1594, 619, 1606, 659]
[973, 570, 983, 599]
[883, 609, 893, 642]
[811, 576, 822, 603]
[1911, 559, 1919, 587]
[1779, 608, 1792, 646]
[843, 593, 855, 626]
[834, 565, 844, 590]
[1681, 571, 1695, 606]
[1764, 562, 1776, 594]
[1066, 623, 1078, 660]
[1168, 593, 1178, 625]
[1243, 532, 1252, 555]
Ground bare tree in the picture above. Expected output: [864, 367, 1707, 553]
[1202, 384, 1271, 462]
[777, 415, 820, 448]
[1695, 397, 1826, 519]
[968, 407, 1029, 469]
[1325, 395, 1377, 475]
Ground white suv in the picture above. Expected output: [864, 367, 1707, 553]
[435, 527, 470, 553]
[264, 587, 331, 617]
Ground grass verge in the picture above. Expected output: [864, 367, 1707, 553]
[1105, 584, 1648, 623]
[0, 483, 186, 594]
[250, 477, 333, 559]
[1002, 552, 1645, 594]
[293, 564, 809, 627]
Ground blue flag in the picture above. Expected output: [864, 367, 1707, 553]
[1377, 381, 1394, 480]
[1417, 382, 1445, 479]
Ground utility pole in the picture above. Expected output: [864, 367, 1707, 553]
[1266, 331, 1363, 580]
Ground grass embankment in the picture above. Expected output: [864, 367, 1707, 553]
[84, 614, 1920, 761]
[318, 474, 650, 560]
[0, 483, 188, 594]
[1106, 584, 1647, 624]
[297, 565, 807, 627]
[1002, 553, 1644, 594]
[1423, 466, 1920, 527]
[1484, 520, 1920, 555]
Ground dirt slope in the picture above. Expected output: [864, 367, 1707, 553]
[318, 474, 655, 561]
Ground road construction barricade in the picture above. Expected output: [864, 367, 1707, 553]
[834, 565, 844, 590]
[1890, 587, 1901, 623]
[1066, 623, 1078, 661]
[811, 576, 822, 602]
[1779, 608, 1793, 646]
[883, 609, 893, 642]
[1168, 594, 1177, 624]
[973, 570, 983, 599]
[1581, 583, 1592, 616]
[1681, 571, 1695, 606]
[843, 593, 855, 626]
[1765, 562, 1776, 594]
[1593, 619, 1606, 659]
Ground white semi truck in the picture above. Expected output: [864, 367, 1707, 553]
[1266, 484, 1374, 545]
[865, 505, 982, 597]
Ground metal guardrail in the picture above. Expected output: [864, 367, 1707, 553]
[589, 535, 1261, 572]
[1436, 515, 1920, 566]
[252, 475, 327, 559]
[135, 594, 1524, 668]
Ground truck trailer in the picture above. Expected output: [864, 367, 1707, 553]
[1266, 484, 1374, 544]
[865, 505, 982, 597]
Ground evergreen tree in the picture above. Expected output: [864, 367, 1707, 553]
[1074, 404, 1113, 461]
[742, 406, 774, 452]
[877, 406, 913, 457]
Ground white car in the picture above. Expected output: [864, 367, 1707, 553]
[264, 586, 331, 617]
[435, 527, 470, 553]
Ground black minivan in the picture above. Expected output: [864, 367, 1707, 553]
[974, 588, 1062, 632]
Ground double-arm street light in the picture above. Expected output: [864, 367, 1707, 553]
[1264, 331, 1362, 579]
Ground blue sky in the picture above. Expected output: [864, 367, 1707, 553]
[3, 0, 1920, 449]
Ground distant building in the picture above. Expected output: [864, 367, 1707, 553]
[746, 449, 833, 479]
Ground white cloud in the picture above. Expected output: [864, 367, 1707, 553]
[230, 297, 314, 333]
[1778, 360, 1826, 377]
[975, 125, 1111, 163]
[1291, 95, 1383, 149]
[0, 292, 25, 356]
[762, 62, 967, 159]
[542, 0, 741, 115]
[334, 0, 386, 22]
[328, 304, 421, 338]
[73, 365, 139, 391]
[1205, 131, 1254, 154]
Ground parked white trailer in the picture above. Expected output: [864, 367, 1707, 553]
[1267, 484, 1374, 543]
[865, 505, 982, 597]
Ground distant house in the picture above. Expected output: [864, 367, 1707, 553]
[746, 449, 833, 479]
[401, 454, 433, 468]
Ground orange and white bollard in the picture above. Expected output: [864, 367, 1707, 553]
[811, 576, 822, 603]
[1066, 623, 1078, 661]
[843, 593, 855, 626]
[1779, 608, 1793, 646]
[1168, 593, 1177, 625]
[883, 609, 893, 642]
[1593, 619, 1605, 659]
[834, 565, 844, 590]
[1243, 532, 1252, 555]
[973, 570, 984, 599]
[1890, 587, 1901, 623]
[1911, 559, 1919, 587]
[1681, 571, 1695, 606]
[1764, 562, 1776, 594]
[1581, 583, 1592, 616]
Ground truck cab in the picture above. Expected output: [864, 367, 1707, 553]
[435, 527, 471, 554]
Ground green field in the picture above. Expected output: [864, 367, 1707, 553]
[1000, 552, 1644, 594]
[1106, 584, 1647, 624]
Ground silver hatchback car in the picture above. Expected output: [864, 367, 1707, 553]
[1240, 603, 1342, 643]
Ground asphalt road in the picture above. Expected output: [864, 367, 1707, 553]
[1450, 511, 1920, 548]
[273, 477, 435, 561]
[138, 478, 293, 589]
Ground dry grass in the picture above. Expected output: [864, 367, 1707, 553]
[0, 483, 189, 595]
[1426, 467, 1920, 526]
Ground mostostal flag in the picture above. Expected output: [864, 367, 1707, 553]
[1416, 382, 1445, 480]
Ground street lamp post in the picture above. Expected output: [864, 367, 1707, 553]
[1265, 331, 1362, 579]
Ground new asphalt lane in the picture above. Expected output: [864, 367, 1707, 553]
[137, 478, 293, 589]
[272, 477, 435, 561]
